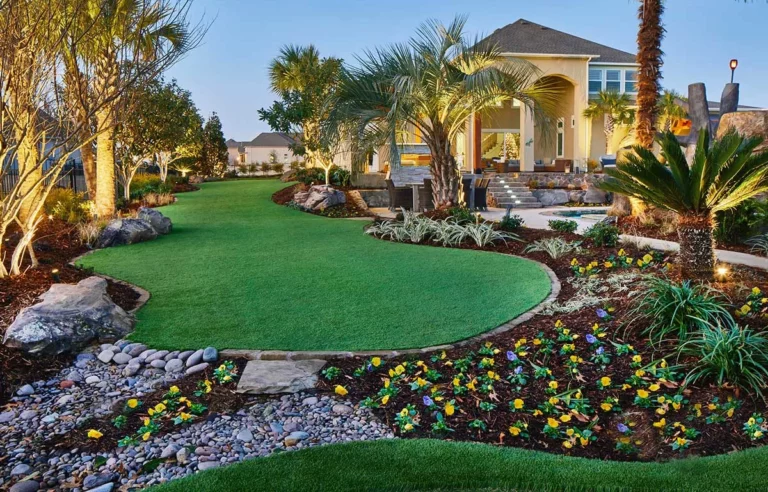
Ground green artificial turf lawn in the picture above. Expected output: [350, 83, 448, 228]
[151, 439, 768, 491]
[78, 180, 551, 351]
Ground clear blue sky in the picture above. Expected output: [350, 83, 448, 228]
[166, 0, 768, 141]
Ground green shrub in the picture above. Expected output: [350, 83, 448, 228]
[584, 223, 620, 247]
[523, 238, 582, 259]
[714, 199, 768, 244]
[129, 174, 172, 200]
[548, 219, 578, 233]
[447, 206, 474, 225]
[499, 212, 524, 231]
[628, 276, 733, 345]
[679, 322, 768, 398]
[260, 162, 271, 174]
[295, 167, 326, 185]
[45, 188, 90, 224]
[272, 163, 285, 174]
[331, 167, 351, 187]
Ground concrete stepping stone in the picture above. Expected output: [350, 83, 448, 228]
[236, 360, 326, 394]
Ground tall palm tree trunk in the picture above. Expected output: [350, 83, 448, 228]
[93, 48, 118, 218]
[428, 132, 458, 208]
[677, 213, 715, 278]
[636, 0, 664, 149]
[80, 141, 97, 198]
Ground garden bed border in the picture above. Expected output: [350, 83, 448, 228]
[69, 250, 151, 315]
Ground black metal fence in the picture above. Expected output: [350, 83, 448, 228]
[1, 160, 87, 196]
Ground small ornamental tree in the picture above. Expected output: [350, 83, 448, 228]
[599, 130, 768, 278]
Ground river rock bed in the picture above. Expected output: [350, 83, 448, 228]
[0, 348, 393, 490]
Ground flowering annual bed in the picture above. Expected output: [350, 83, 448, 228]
[318, 234, 768, 462]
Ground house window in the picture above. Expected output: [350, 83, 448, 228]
[556, 118, 565, 158]
[624, 70, 638, 93]
[588, 69, 602, 93]
[605, 70, 621, 92]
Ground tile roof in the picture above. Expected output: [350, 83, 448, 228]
[247, 132, 296, 147]
[481, 19, 637, 64]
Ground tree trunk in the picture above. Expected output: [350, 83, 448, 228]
[81, 141, 97, 199]
[636, 0, 664, 149]
[677, 213, 715, 279]
[429, 144, 458, 209]
[94, 106, 116, 218]
[604, 115, 615, 154]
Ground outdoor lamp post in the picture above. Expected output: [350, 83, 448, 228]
[730, 59, 738, 84]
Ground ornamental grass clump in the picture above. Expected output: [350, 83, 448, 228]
[627, 276, 733, 346]
[679, 322, 768, 398]
[599, 130, 768, 278]
[524, 238, 582, 259]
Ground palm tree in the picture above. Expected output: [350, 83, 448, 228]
[87, 0, 193, 217]
[599, 130, 768, 278]
[583, 91, 635, 155]
[264, 45, 342, 169]
[329, 16, 558, 208]
[657, 89, 687, 132]
[636, 0, 665, 149]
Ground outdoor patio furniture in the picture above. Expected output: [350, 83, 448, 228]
[506, 159, 521, 173]
[461, 177, 474, 208]
[385, 179, 414, 211]
[418, 178, 434, 211]
[474, 178, 489, 211]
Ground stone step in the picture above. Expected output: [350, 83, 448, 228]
[488, 187, 534, 194]
[236, 359, 326, 394]
[495, 197, 540, 204]
[493, 201, 543, 209]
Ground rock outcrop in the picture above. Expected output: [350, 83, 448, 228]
[138, 207, 172, 235]
[293, 185, 346, 211]
[96, 218, 158, 248]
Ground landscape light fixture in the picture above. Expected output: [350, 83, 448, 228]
[730, 59, 738, 83]
[716, 265, 730, 282]
[51, 268, 60, 282]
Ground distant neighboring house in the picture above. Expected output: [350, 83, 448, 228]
[225, 132, 303, 170]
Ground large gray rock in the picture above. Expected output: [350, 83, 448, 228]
[97, 218, 157, 249]
[293, 185, 346, 211]
[583, 185, 609, 204]
[236, 360, 326, 394]
[717, 110, 768, 152]
[531, 189, 569, 207]
[3, 277, 134, 355]
[138, 207, 172, 235]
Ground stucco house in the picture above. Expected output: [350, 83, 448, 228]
[368, 19, 640, 175]
[226, 132, 303, 170]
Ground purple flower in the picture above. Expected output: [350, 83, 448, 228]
[506, 351, 517, 362]
[514, 366, 523, 375]
[617, 423, 629, 433]
[596, 346, 605, 355]
[596, 308, 608, 319]
[423, 395, 434, 407]
[586, 334, 597, 344]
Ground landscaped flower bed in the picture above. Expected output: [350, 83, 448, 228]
[272, 183, 371, 218]
[320, 211, 768, 462]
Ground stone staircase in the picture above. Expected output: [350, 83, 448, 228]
[487, 174, 542, 209]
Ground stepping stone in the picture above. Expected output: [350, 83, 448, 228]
[236, 360, 326, 395]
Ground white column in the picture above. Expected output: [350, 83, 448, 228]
[520, 104, 535, 171]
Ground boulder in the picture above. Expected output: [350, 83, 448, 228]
[189, 175, 205, 184]
[293, 185, 346, 211]
[717, 111, 768, 152]
[531, 189, 569, 207]
[3, 277, 134, 355]
[568, 190, 586, 204]
[96, 218, 157, 249]
[137, 207, 172, 235]
[280, 169, 297, 182]
[583, 185, 609, 204]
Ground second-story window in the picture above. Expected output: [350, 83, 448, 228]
[624, 70, 638, 93]
[588, 69, 602, 93]
[605, 70, 621, 92]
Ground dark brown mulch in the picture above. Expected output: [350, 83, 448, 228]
[618, 215, 755, 254]
[317, 228, 768, 462]
[172, 183, 200, 194]
[46, 359, 248, 453]
[0, 219, 142, 405]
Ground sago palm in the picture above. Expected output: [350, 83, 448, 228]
[657, 89, 687, 132]
[599, 130, 768, 278]
[583, 90, 634, 155]
[329, 15, 558, 208]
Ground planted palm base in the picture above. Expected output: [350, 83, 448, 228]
[677, 214, 716, 278]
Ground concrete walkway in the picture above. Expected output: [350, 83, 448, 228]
[369, 205, 768, 270]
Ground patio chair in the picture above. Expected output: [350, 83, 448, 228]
[418, 178, 434, 211]
[385, 179, 413, 211]
[461, 177, 474, 209]
[474, 178, 489, 211]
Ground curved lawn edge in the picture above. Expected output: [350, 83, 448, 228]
[149, 439, 768, 491]
[76, 180, 554, 352]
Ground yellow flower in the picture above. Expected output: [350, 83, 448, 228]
[653, 418, 666, 428]
[626, 257, 633, 264]
[618, 249, 626, 256]
[753, 287, 762, 296]
[381, 395, 390, 405]
[169, 385, 180, 394]
[579, 437, 588, 447]
[533, 338, 542, 346]
[658, 396, 666, 404]
[383, 378, 390, 388]
[637, 260, 644, 267]
[632, 355, 642, 363]
[600, 403, 613, 412]
[571, 258, 579, 266]
[548, 397, 559, 405]
[394, 365, 405, 375]
[635, 369, 646, 378]
[560, 414, 572, 423]
[566, 428, 575, 436]
[755, 431, 764, 438]
[548, 381, 558, 390]
[727, 408, 735, 418]
[599, 377, 611, 387]
[563, 441, 573, 449]
[416, 377, 428, 388]
[154, 403, 166, 413]
[547, 418, 559, 428]
[604, 261, 613, 268]
[445, 402, 455, 416]
[660, 360, 668, 368]
[555, 320, 564, 328]
[404, 423, 413, 431]
[142, 417, 150, 426]
[334, 385, 348, 396]
[648, 384, 660, 392]
[142, 431, 152, 441]
[218, 364, 226, 371]
[637, 389, 649, 399]
[643, 254, 653, 264]
[179, 412, 192, 421]
[675, 437, 688, 446]
[127, 399, 139, 409]
[371, 357, 382, 367]
[179, 397, 189, 403]
[513, 399, 524, 410]
[399, 408, 408, 417]
[452, 378, 461, 387]
[148, 408, 155, 416]
[509, 426, 521, 436]
[87, 429, 103, 439]
[466, 380, 477, 391]
[533, 409, 543, 416]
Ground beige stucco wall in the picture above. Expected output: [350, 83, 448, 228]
[244, 146, 302, 165]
